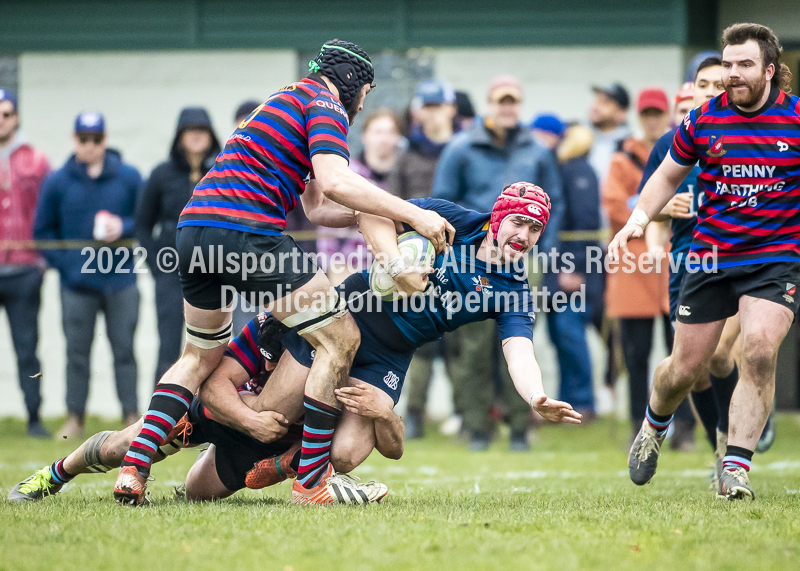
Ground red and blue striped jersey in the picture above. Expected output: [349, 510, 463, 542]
[669, 87, 800, 268]
[224, 314, 270, 394]
[178, 77, 350, 236]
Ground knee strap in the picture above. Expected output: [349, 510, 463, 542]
[281, 294, 348, 335]
[186, 320, 233, 349]
[83, 430, 114, 473]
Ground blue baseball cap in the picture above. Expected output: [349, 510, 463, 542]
[74, 111, 105, 134]
[531, 113, 565, 136]
[413, 79, 456, 107]
[0, 88, 17, 113]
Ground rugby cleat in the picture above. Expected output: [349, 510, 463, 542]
[628, 420, 666, 486]
[7, 467, 63, 502]
[718, 467, 755, 501]
[245, 442, 300, 489]
[113, 465, 149, 506]
[291, 464, 388, 505]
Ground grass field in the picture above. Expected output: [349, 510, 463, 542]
[1, 415, 799, 571]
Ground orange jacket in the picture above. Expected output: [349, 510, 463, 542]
[602, 137, 669, 318]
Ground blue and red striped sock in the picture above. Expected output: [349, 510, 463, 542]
[120, 383, 193, 476]
[645, 405, 673, 435]
[296, 395, 341, 489]
[49, 458, 74, 486]
[723, 445, 753, 472]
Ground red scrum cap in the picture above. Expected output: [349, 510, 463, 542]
[490, 182, 551, 240]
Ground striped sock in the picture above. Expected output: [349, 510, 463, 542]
[296, 395, 341, 489]
[49, 458, 74, 486]
[120, 383, 193, 476]
[645, 405, 673, 435]
[723, 445, 753, 472]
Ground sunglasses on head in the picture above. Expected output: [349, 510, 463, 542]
[78, 133, 103, 144]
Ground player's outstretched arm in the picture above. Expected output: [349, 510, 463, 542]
[198, 357, 289, 444]
[608, 154, 692, 262]
[502, 336, 582, 424]
[335, 381, 404, 460]
[312, 153, 455, 253]
[300, 179, 357, 228]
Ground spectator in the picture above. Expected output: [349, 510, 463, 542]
[530, 113, 566, 151]
[317, 108, 402, 284]
[433, 74, 564, 451]
[0, 89, 51, 438]
[673, 82, 695, 126]
[588, 83, 631, 186]
[136, 107, 220, 385]
[390, 80, 458, 439]
[34, 112, 141, 439]
[454, 91, 476, 132]
[601, 89, 673, 441]
[541, 123, 602, 418]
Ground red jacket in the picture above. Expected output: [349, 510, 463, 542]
[0, 136, 50, 267]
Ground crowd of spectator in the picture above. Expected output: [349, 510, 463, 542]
[0, 63, 711, 449]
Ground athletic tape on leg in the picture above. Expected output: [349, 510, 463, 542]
[186, 320, 233, 349]
[84, 430, 114, 473]
[281, 294, 347, 335]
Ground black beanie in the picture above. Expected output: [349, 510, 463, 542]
[309, 40, 374, 110]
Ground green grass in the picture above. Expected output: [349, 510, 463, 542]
[2, 416, 800, 571]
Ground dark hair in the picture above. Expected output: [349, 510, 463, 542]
[361, 108, 403, 135]
[695, 56, 722, 79]
[722, 23, 792, 92]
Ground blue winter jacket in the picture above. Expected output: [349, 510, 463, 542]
[431, 121, 564, 252]
[33, 149, 140, 292]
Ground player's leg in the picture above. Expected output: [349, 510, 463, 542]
[720, 296, 792, 500]
[268, 271, 360, 492]
[9, 421, 141, 502]
[330, 408, 378, 474]
[706, 315, 741, 470]
[629, 318, 725, 485]
[184, 445, 235, 501]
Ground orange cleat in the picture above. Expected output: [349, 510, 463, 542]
[114, 465, 149, 506]
[291, 464, 388, 505]
[245, 442, 301, 489]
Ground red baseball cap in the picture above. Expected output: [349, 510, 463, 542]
[637, 87, 669, 113]
[488, 75, 523, 102]
[674, 81, 694, 108]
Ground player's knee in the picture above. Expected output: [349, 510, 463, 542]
[331, 442, 364, 473]
[708, 349, 733, 378]
[669, 356, 706, 386]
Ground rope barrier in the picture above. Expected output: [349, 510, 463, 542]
[0, 229, 611, 251]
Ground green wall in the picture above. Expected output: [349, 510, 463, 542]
[0, 0, 718, 52]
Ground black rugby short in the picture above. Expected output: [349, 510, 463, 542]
[676, 261, 800, 324]
[176, 226, 318, 310]
[187, 398, 300, 492]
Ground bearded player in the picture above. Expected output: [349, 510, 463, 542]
[612, 23, 799, 500]
[115, 40, 454, 506]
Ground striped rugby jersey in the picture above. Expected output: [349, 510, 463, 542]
[670, 86, 800, 268]
[224, 314, 269, 394]
[178, 77, 350, 236]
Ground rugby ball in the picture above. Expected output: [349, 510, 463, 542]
[369, 231, 435, 300]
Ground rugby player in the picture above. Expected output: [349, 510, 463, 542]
[12, 181, 581, 504]
[611, 23, 799, 500]
[115, 40, 454, 505]
[201, 181, 583, 474]
[9, 313, 394, 504]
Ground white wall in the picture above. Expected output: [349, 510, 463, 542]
[435, 45, 685, 129]
[19, 50, 297, 175]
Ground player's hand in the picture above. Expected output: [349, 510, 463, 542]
[557, 271, 584, 293]
[530, 393, 583, 424]
[662, 193, 693, 219]
[335, 381, 394, 420]
[412, 209, 455, 254]
[607, 223, 644, 263]
[245, 410, 289, 443]
[393, 266, 432, 297]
